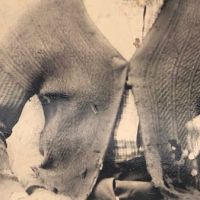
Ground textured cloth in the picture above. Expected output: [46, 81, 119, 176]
[113, 89, 141, 163]
[2, 0, 200, 199]
[112, 1, 164, 163]
[0, 1, 128, 199]
[0, 70, 30, 140]
[129, 0, 200, 197]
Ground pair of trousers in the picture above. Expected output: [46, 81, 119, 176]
[89, 157, 163, 200]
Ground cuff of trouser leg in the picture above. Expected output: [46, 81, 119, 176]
[93, 177, 116, 200]
[115, 180, 155, 199]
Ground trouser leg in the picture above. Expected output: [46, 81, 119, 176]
[89, 157, 163, 200]
[90, 179, 162, 200]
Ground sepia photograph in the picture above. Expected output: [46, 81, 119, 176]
[0, 0, 200, 199]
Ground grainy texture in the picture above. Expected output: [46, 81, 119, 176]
[130, 0, 200, 198]
[1, 0, 200, 199]
[0, 1, 128, 199]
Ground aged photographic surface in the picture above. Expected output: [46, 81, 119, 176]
[1, 0, 200, 199]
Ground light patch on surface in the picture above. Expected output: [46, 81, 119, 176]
[0, 0, 41, 40]
[84, 0, 163, 59]
[84, 0, 144, 60]
[7, 95, 44, 186]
